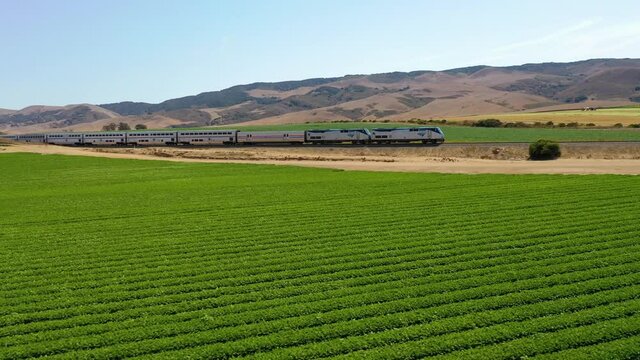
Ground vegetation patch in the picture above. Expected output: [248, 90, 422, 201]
[529, 140, 562, 160]
[398, 95, 435, 109]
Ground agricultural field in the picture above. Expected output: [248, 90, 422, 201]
[1, 153, 640, 358]
[215, 122, 640, 143]
[453, 106, 640, 126]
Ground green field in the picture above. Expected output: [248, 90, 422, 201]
[213, 123, 640, 143]
[1, 153, 640, 359]
[454, 106, 640, 126]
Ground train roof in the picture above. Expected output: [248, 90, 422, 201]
[305, 129, 370, 133]
[372, 127, 442, 131]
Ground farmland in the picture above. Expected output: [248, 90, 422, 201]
[214, 122, 640, 143]
[452, 106, 640, 126]
[1, 153, 640, 358]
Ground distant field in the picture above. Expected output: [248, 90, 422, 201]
[214, 122, 640, 142]
[2, 153, 640, 358]
[453, 106, 640, 126]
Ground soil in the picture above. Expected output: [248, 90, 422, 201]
[2, 143, 639, 175]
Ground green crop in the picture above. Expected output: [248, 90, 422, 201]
[1, 153, 639, 359]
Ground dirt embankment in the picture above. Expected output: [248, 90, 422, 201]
[1, 143, 639, 175]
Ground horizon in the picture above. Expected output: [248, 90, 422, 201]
[2, 0, 640, 109]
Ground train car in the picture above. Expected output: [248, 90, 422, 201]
[177, 130, 236, 145]
[16, 134, 46, 143]
[45, 133, 83, 145]
[371, 127, 444, 144]
[82, 132, 126, 145]
[305, 129, 371, 144]
[236, 131, 305, 144]
[0, 134, 17, 141]
[126, 131, 177, 145]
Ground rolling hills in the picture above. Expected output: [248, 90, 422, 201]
[2, 58, 640, 133]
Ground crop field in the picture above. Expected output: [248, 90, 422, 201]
[453, 106, 640, 126]
[214, 122, 640, 143]
[1, 153, 640, 359]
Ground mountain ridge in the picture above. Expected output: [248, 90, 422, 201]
[2, 58, 640, 133]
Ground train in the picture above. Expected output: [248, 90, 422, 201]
[0, 127, 445, 146]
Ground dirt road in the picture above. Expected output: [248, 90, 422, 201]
[2, 143, 639, 175]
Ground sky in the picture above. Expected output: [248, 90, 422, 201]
[1, 0, 640, 109]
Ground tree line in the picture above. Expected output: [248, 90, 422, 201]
[102, 123, 147, 131]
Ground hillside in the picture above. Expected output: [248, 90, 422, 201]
[2, 58, 640, 133]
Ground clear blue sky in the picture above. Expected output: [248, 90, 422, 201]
[1, 0, 639, 109]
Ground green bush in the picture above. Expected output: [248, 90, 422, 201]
[473, 119, 503, 127]
[529, 140, 561, 160]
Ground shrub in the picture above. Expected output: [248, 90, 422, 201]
[529, 140, 561, 160]
[135, 124, 147, 130]
[613, 123, 624, 128]
[629, 124, 640, 128]
[546, 121, 554, 127]
[473, 119, 503, 127]
[102, 123, 117, 131]
[118, 122, 131, 130]
[558, 123, 566, 128]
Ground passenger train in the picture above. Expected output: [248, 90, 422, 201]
[1, 127, 445, 146]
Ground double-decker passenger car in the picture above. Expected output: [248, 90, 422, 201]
[237, 131, 305, 144]
[16, 134, 46, 143]
[177, 130, 236, 145]
[127, 131, 176, 145]
[46, 133, 83, 145]
[305, 129, 371, 144]
[371, 127, 444, 144]
[82, 132, 126, 145]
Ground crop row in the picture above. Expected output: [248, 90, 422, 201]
[4, 219, 635, 318]
[2, 186, 621, 282]
[4, 262, 639, 358]
[3, 231, 637, 334]
[3, 237, 637, 348]
[2, 178, 624, 262]
[3, 198, 633, 296]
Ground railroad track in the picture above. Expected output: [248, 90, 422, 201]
[27, 141, 640, 149]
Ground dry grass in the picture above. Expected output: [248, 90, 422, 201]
[4, 143, 640, 175]
[93, 143, 640, 162]
[452, 106, 640, 126]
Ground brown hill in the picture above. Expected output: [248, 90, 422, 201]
[0, 104, 122, 133]
[3, 58, 640, 132]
